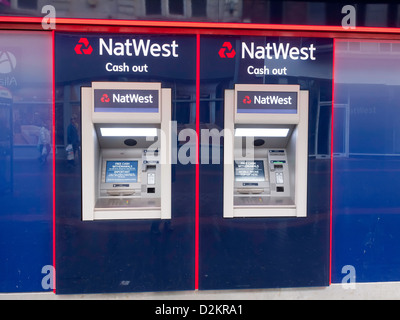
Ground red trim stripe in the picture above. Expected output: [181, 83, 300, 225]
[329, 38, 336, 285]
[51, 29, 56, 293]
[3, 16, 400, 35]
[195, 33, 200, 290]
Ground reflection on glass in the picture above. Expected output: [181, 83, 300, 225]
[0, 31, 53, 293]
[333, 40, 400, 283]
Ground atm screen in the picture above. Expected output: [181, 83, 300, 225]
[234, 160, 265, 182]
[105, 160, 138, 183]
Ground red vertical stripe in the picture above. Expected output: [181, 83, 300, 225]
[52, 29, 56, 293]
[195, 33, 200, 290]
[329, 38, 336, 285]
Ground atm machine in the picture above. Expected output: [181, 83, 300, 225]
[224, 84, 308, 218]
[81, 82, 171, 221]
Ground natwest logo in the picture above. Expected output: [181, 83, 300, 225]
[242, 96, 251, 104]
[241, 42, 316, 60]
[99, 38, 179, 57]
[219, 42, 236, 58]
[101, 93, 110, 103]
[94, 88, 159, 112]
[113, 92, 154, 104]
[74, 38, 93, 55]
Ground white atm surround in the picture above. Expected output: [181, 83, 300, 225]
[224, 84, 309, 218]
[81, 82, 171, 221]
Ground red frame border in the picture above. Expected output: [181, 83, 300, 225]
[4, 15, 396, 292]
[3, 16, 400, 39]
[3, 16, 400, 33]
[330, 39, 336, 286]
[195, 33, 200, 290]
[51, 29, 56, 293]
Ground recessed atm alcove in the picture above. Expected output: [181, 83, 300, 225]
[224, 84, 309, 218]
[81, 82, 171, 221]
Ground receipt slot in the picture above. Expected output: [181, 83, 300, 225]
[224, 84, 308, 218]
[81, 82, 171, 221]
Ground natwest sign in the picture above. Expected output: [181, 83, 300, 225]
[218, 40, 317, 61]
[94, 88, 159, 113]
[99, 38, 179, 57]
[241, 42, 316, 60]
[236, 90, 298, 114]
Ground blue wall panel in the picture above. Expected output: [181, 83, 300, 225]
[5, 32, 400, 293]
[54, 33, 197, 294]
[332, 40, 400, 283]
[198, 36, 333, 290]
[0, 31, 53, 293]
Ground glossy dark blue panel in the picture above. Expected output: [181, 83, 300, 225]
[332, 40, 400, 283]
[55, 33, 196, 294]
[0, 31, 53, 292]
[199, 36, 333, 289]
